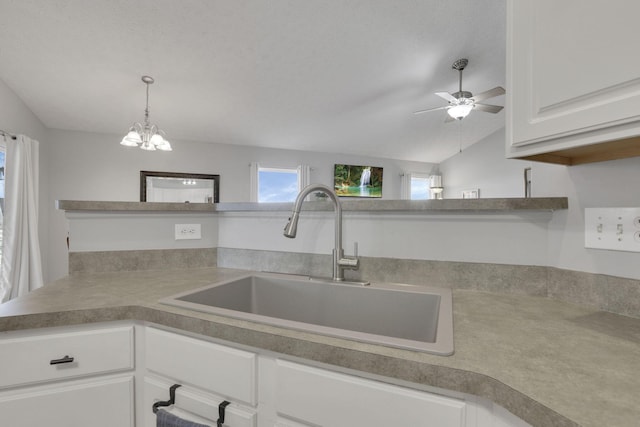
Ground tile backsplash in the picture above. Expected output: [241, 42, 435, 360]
[69, 248, 217, 274]
[68, 246, 640, 319]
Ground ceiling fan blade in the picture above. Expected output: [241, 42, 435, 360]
[474, 103, 504, 113]
[413, 105, 449, 115]
[435, 91, 457, 103]
[470, 86, 505, 103]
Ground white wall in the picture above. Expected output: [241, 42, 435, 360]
[439, 129, 530, 199]
[440, 128, 640, 280]
[67, 212, 217, 252]
[45, 129, 437, 281]
[0, 81, 48, 143]
[4, 71, 639, 283]
[218, 211, 552, 266]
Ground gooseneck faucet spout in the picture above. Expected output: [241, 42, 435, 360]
[284, 184, 359, 281]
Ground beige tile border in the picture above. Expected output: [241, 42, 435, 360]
[69, 248, 217, 274]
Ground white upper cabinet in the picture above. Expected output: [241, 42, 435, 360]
[506, 0, 640, 164]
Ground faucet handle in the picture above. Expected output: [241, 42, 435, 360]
[338, 242, 360, 271]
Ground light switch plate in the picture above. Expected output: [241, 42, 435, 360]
[585, 208, 640, 252]
[175, 224, 202, 240]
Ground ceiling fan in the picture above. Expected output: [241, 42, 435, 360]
[414, 58, 505, 121]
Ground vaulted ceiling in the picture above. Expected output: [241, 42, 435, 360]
[0, 0, 505, 163]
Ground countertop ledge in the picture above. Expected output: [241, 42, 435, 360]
[1, 267, 638, 427]
[56, 197, 568, 214]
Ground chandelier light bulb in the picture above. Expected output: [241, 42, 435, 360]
[156, 139, 173, 151]
[149, 133, 164, 145]
[120, 130, 141, 146]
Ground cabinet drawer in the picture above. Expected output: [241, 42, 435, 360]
[276, 360, 466, 427]
[0, 325, 134, 388]
[143, 376, 256, 427]
[145, 327, 257, 406]
[0, 375, 134, 427]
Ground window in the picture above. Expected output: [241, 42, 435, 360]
[402, 172, 431, 200]
[410, 175, 430, 200]
[250, 163, 310, 202]
[258, 167, 298, 202]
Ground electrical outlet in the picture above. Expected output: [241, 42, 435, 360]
[585, 208, 640, 252]
[175, 224, 201, 240]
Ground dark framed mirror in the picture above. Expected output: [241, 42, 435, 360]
[140, 171, 220, 203]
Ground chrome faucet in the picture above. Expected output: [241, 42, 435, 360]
[284, 184, 359, 281]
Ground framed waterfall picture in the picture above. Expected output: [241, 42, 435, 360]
[334, 164, 383, 198]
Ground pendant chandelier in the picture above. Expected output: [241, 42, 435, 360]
[120, 75, 172, 151]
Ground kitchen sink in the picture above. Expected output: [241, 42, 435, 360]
[161, 273, 453, 355]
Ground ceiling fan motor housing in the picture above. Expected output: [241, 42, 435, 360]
[452, 58, 468, 71]
[452, 90, 473, 99]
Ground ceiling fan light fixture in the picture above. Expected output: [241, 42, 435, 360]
[447, 103, 473, 120]
[121, 76, 172, 152]
[413, 58, 504, 121]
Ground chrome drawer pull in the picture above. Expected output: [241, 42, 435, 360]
[50, 355, 74, 365]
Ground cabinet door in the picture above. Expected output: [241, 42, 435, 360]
[275, 360, 466, 427]
[507, 0, 640, 155]
[0, 375, 133, 427]
[145, 327, 257, 406]
[142, 376, 257, 427]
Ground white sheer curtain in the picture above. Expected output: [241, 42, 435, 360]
[0, 134, 43, 303]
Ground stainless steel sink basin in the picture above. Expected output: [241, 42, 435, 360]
[161, 273, 453, 355]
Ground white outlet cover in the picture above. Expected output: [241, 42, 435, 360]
[585, 208, 640, 252]
[175, 224, 202, 240]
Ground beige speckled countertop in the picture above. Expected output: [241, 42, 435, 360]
[0, 267, 638, 427]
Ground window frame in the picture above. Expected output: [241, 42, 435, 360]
[402, 172, 431, 200]
[250, 163, 310, 203]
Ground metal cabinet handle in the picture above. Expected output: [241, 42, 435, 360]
[50, 355, 74, 365]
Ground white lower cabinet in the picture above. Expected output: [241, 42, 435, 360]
[142, 329, 465, 427]
[0, 323, 135, 427]
[0, 375, 134, 426]
[0, 322, 530, 427]
[142, 326, 259, 426]
[145, 327, 257, 406]
[143, 375, 257, 427]
[258, 353, 530, 427]
[265, 359, 466, 427]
